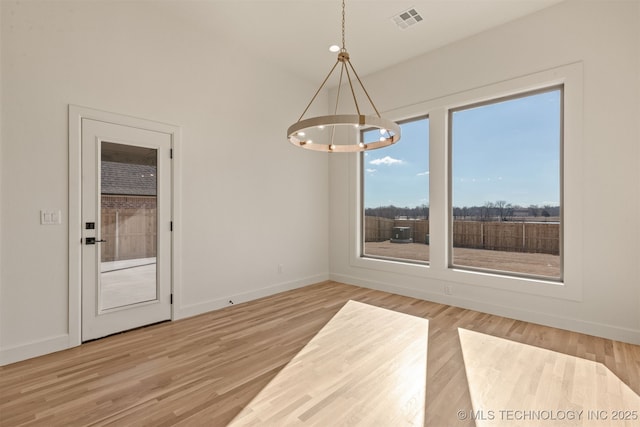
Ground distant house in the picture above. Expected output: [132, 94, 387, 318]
[101, 160, 157, 196]
[100, 161, 157, 262]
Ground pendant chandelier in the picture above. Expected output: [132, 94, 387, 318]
[287, 0, 401, 153]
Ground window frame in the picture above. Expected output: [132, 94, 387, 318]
[348, 62, 583, 301]
[447, 85, 564, 282]
[360, 115, 431, 266]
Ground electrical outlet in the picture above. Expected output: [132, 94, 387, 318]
[444, 284, 453, 295]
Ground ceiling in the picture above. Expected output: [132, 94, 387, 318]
[162, 0, 563, 84]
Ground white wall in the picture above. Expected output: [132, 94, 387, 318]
[330, 0, 640, 344]
[0, 1, 329, 364]
[0, 0, 3, 357]
[636, 0, 640, 333]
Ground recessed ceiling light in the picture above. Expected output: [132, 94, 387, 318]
[329, 44, 340, 53]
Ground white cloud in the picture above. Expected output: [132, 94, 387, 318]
[366, 168, 377, 173]
[369, 156, 403, 166]
[416, 171, 429, 176]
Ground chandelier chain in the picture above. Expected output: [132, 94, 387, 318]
[341, 0, 346, 50]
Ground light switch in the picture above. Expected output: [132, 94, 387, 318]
[41, 210, 62, 225]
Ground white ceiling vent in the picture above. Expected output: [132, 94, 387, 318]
[391, 7, 423, 30]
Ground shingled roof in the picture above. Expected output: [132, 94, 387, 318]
[101, 161, 157, 196]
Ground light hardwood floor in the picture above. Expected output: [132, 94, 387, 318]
[228, 300, 429, 426]
[459, 329, 640, 426]
[1, 281, 639, 426]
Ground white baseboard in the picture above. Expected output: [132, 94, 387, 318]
[0, 334, 73, 366]
[174, 273, 330, 320]
[8, 272, 633, 366]
[330, 273, 640, 345]
[1, 274, 329, 366]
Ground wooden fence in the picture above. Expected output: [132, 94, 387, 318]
[365, 216, 559, 255]
[364, 216, 395, 242]
[101, 195, 157, 262]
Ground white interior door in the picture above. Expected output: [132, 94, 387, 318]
[81, 118, 172, 341]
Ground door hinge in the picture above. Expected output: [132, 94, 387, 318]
[170, 148, 173, 159]
[170, 221, 173, 231]
[170, 294, 173, 304]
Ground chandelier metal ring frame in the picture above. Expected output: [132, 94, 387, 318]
[288, 115, 400, 152]
[287, 0, 401, 153]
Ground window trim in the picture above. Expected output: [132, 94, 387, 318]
[348, 62, 583, 301]
[447, 85, 564, 282]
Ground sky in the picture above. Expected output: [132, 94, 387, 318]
[363, 89, 561, 209]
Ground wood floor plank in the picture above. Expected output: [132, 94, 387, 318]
[228, 301, 429, 426]
[459, 328, 640, 426]
[1, 281, 639, 426]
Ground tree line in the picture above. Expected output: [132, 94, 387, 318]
[365, 204, 430, 220]
[365, 201, 560, 221]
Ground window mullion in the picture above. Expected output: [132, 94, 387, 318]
[428, 108, 448, 274]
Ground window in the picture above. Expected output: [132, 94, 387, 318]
[361, 116, 429, 263]
[351, 64, 580, 298]
[449, 87, 562, 279]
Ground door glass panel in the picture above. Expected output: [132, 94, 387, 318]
[100, 142, 158, 310]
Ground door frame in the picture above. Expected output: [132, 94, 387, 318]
[69, 105, 182, 346]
